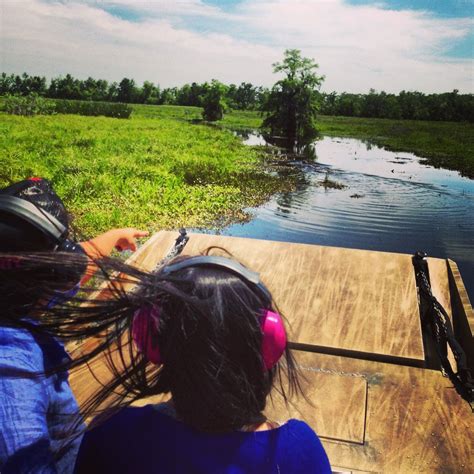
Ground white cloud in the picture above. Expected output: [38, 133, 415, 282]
[1, 0, 472, 92]
[85, 0, 229, 19]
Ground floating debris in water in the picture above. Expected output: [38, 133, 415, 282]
[318, 172, 347, 190]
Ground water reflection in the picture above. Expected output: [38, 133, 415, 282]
[224, 133, 474, 301]
[234, 129, 319, 161]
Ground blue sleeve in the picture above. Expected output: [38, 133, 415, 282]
[0, 367, 58, 473]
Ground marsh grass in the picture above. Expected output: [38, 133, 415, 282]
[0, 113, 288, 236]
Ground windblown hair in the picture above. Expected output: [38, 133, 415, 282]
[0, 250, 300, 436]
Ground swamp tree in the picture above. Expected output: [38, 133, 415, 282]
[261, 49, 325, 148]
[202, 80, 228, 121]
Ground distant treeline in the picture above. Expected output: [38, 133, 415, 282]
[319, 89, 474, 123]
[1, 72, 473, 122]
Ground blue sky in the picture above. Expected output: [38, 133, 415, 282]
[2, 0, 473, 93]
[347, 0, 473, 18]
[347, 0, 474, 57]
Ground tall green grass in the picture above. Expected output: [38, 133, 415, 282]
[54, 99, 132, 118]
[0, 113, 286, 236]
[1, 95, 132, 118]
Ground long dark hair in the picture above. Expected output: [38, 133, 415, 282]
[1, 250, 300, 435]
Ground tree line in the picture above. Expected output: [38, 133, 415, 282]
[0, 73, 264, 111]
[319, 89, 474, 122]
[1, 72, 472, 122]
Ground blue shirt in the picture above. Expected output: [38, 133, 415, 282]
[75, 405, 331, 473]
[0, 324, 83, 473]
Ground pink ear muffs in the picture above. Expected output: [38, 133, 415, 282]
[260, 309, 287, 371]
[132, 305, 162, 365]
[132, 307, 287, 370]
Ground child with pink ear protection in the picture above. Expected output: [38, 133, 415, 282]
[70, 254, 331, 473]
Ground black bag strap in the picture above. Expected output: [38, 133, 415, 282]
[413, 251, 474, 410]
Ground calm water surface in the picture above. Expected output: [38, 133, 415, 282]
[206, 135, 474, 302]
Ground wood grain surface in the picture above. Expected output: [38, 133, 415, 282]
[265, 366, 367, 444]
[284, 352, 474, 473]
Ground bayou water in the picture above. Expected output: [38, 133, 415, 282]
[217, 134, 474, 302]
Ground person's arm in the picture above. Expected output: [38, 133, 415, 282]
[0, 370, 58, 473]
[80, 228, 149, 259]
[79, 228, 148, 284]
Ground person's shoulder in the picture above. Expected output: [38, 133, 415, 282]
[0, 325, 42, 372]
[280, 420, 332, 473]
[285, 419, 319, 439]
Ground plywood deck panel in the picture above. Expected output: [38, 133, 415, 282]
[427, 258, 453, 322]
[129, 231, 426, 363]
[266, 367, 367, 444]
[271, 352, 474, 473]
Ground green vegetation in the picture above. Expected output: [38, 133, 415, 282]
[202, 80, 228, 122]
[262, 49, 324, 146]
[3, 95, 132, 118]
[316, 115, 474, 178]
[0, 113, 291, 236]
[319, 89, 473, 122]
[219, 110, 263, 130]
[129, 103, 262, 129]
[54, 99, 132, 118]
[4, 94, 55, 116]
[130, 104, 201, 121]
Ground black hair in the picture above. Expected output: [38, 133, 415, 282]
[0, 250, 300, 436]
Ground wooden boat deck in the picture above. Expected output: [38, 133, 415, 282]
[69, 231, 474, 473]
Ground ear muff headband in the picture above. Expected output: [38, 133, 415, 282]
[160, 255, 272, 302]
[0, 195, 85, 254]
[0, 195, 67, 245]
[132, 256, 287, 370]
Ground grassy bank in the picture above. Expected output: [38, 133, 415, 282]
[0, 113, 289, 236]
[131, 105, 473, 178]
